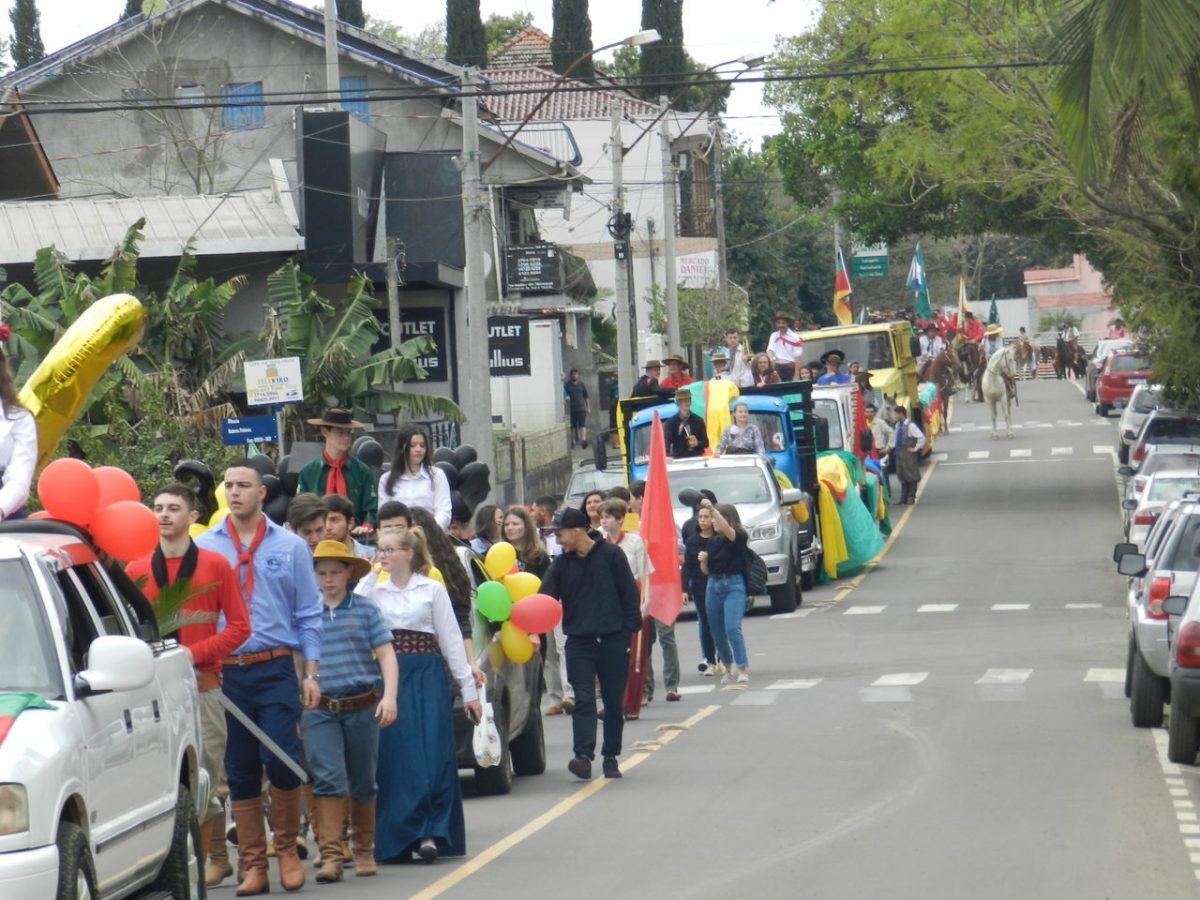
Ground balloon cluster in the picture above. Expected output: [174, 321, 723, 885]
[430, 445, 491, 511]
[34, 459, 158, 560]
[472, 541, 562, 664]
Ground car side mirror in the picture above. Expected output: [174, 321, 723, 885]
[1113, 542, 1137, 562]
[1163, 595, 1189, 617]
[1122, 498, 1138, 511]
[75, 635, 155, 697]
[1117, 465, 1134, 478]
[780, 488, 803, 506]
[1117, 552, 1147, 578]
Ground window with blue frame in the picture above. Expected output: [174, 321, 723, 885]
[340, 75, 369, 122]
[221, 81, 264, 130]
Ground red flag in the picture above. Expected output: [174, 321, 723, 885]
[641, 411, 684, 626]
[833, 244, 853, 325]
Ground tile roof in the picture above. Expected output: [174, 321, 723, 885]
[490, 27, 552, 69]
[482, 66, 661, 121]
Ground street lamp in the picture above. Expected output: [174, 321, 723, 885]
[480, 29, 661, 174]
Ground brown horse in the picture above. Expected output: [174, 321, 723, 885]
[956, 339, 983, 401]
[1012, 337, 1038, 379]
[923, 347, 960, 433]
[1055, 338, 1086, 380]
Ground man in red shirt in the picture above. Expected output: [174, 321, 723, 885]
[659, 354, 693, 391]
[126, 483, 251, 889]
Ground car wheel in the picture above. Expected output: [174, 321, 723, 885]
[1125, 633, 1135, 699]
[152, 785, 204, 898]
[1130, 647, 1167, 727]
[510, 702, 546, 776]
[55, 821, 96, 900]
[801, 562, 817, 592]
[1168, 691, 1200, 764]
[473, 702, 514, 796]
[768, 568, 798, 614]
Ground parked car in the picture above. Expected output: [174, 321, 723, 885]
[1095, 352, 1152, 416]
[1120, 447, 1200, 510]
[1116, 501, 1200, 728]
[563, 461, 626, 507]
[450, 544, 545, 796]
[1158, 573, 1200, 763]
[0, 521, 205, 900]
[1124, 472, 1200, 545]
[1117, 384, 1162, 464]
[1128, 411, 1200, 471]
[1086, 338, 1136, 401]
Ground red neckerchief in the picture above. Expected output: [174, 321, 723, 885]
[323, 450, 348, 497]
[226, 514, 268, 600]
[773, 330, 804, 348]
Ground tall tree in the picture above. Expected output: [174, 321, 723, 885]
[120, 0, 141, 19]
[445, 0, 487, 68]
[551, 0, 594, 81]
[336, 0, 365, 29]
[9, 0, 45, 70]
[640, 0, 685, 99]
[485, 10, 534, 55]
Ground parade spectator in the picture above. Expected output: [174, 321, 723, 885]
[723, 328, 750, 384]
[749, 352, 780, 387]
[378, 426, 451, 528]
[0, 338, 35, 520]
[287, 493, 328, 552]
[767, 312, 803, 380]
[530, 497, 571, 713]
[682, 499, 719, 675]
[304, 541, 397, 882]
[298, 408, 377, 527]
[322, 493, 374, 560]
[504, 506, 551, 580]
[563, 369, 590, 449]
[447, 494, 474, 544]
[1107, 319, 1127, 339]
[892, 406, 926, 505]
[716, 402, 766, 456]
[633, 360, 663, 397]
[127, 484, 251, 888]
[849, 361, 862, 378]
[378, 500, 411, 531]
[711, 349, 735, 382]
[541, 508, 641, 780]
[664, 389, 708, 458]
[817, 350, 854, 385]
[579, 490, 605, 535]
[196, 461, 323, 894]
[699, 500, 751, 685]
[865, 403, 895, 494]
[797, 365, 813, 381]
[532, 496, 561, 557]
[659, 354, 693, 391]
[598, 499, 654, 719]
[362, 526, 480, 862]
[470, 504, 502, 555]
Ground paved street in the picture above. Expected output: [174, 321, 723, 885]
[223, 379, 1200, 899]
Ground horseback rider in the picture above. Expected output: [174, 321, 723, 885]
[1055, 320, 1080, 380]
[981, 324, 1017, 400]
[917, 323, 944, 380]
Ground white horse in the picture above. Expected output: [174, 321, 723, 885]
[981, 345, 1016, 439]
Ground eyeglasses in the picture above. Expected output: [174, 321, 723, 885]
[377, 546, 407, 556]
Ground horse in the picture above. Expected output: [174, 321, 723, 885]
[1055, 338, 1086, 380]
[955, 339, 983, 400]
[981, 345, 1017, 439]
[924, 347, 960, 434]
[1012, 337, 1038, 380]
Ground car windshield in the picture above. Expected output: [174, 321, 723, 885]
[564, 468, 624, 502]
[1148, 478, 1200, 503]
[1143, 454, 1200, 477]
[0, 560, 63, 698]
[1147, 417, 1200, 442]
[1110, 355, 1150, 373]
[1164, 516, 1200, 571]
[668, 466, 774, 509]
[812, 398, 844, 450]
[801, 332, 896, 371]
[1132, 388, 1161, 414]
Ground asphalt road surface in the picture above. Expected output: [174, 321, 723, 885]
[224, 379, 1200, 899]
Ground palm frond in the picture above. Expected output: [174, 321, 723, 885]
[361, 389, 465, 422]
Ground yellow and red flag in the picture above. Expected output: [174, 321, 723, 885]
[641, 411, 684, 626]
[833, 244, 853, 325]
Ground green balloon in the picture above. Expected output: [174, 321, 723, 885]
[476, 580, 513, 623]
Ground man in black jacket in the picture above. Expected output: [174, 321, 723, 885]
[541, 507, 641, 780]
[663, 389, 708, 459]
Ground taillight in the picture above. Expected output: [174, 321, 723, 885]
[1134, 512, 1159, 527]
[1176, 622, 1200, 668]
[1148, 577, 1172, 619]
[1133, 478, 1147, 495]
[1133, 443, 1147, 463]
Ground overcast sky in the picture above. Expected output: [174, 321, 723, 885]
[2, 0, 816, 144]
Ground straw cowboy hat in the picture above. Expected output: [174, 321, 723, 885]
[985, 324, 1003, 338]
[306, 407, 365, 429]
[312, 539, 373, 581]
[662, 354, 690, 368]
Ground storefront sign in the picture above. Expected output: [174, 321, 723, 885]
[488, 315, 531, 377]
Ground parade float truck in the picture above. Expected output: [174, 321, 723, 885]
[798, 322, 922, 421]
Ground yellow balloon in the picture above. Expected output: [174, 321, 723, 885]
[487, 638, 506, 670]
[208, 510, 227, 529]
[428, 565, 445, 586]
[188, 522, 208, 540]
[19, 293, 145, 469]
[215, 482, 229, 510]
[499, 620, 534, 664]
[484, 541, 517, 581]
[502, 571, 540, 603]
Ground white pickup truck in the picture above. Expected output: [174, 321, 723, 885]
[0, 522, 205, 899]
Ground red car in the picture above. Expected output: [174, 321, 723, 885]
[1096, 352, 1152, 416]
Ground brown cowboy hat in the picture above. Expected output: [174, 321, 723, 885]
[663, 354, 690, 368]
[643, 359, 663, 370]
[773, 311, 793, 324]
[312, 539, 373, 581]
[306, 408, 365, 429]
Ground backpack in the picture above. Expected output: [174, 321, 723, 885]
[743, 545, 769, 595]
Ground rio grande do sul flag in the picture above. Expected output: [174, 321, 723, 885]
[640, 411, 684, 627]
[0, 693, 53, 748]
[833, 244, 853, 326]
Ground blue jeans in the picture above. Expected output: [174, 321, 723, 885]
[301, 702, 380, 800]
[222, 654, 304, 800]
[705, 574, 748, 668]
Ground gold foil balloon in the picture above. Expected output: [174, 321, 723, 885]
[18, 294, 145, 469]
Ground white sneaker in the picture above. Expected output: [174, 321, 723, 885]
[720, 672, 735, 685]
[736, 670, 750, 685]
[712, 662, 727, 676]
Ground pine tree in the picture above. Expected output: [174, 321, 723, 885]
[551, 0, 593, 81]
[336, 0, 365, 29]
[445, 0, 487, 68]
[120, 0, 142, 19]
[9, 0, 45, 70]
[640, 0, 685, 99]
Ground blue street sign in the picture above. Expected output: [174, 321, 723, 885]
[220, 415, 279, 446]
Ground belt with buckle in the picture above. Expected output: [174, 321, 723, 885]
[317, 687, 379, 714]
[222, 647, 293, 667]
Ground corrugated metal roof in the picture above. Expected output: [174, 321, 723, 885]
[483, 67, 662, 121]
[0, 189, 302, 264]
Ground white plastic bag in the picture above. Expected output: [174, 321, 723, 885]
[472, 683, 502, 768]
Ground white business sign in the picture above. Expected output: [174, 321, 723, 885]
[244, 357, 304, 407]
[852, 242, 888, 258]
[676, 251, 718, 289]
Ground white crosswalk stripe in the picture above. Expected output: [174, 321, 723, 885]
[844, 605, 886, 615]
[1051, 446, 1074, 456]
[1093, 444, 1113, 455]
[992, 603, 1031, 611]
[918, 604, 958, 612]
[872, 672, 928, 686]
[977, 668, 1033, 685]
[1066, 602, 1103, 609]
[1010, 449, 1032, 458]
[968, 450, 990, 460]
[766, 678, 823, 690]
[1084, 668, 1125, 683]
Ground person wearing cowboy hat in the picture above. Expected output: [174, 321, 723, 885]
[918, 322, 945, 360]
[303, 540, 398, 882]
[816, 349, 853, 385]
[299, 408, 378, 528]
[659, 353, 693, 392]
[633, 359, 663, 398]
[664, 388, 709, 459]
[767, 312, 803, 381]
[981, 323, 1004, 359]
[710, 348, 736, 382]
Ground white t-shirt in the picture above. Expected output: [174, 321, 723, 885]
[767, 330, 804, 365]
[0, 402, 37, 518]
[377, 465, 452, 528]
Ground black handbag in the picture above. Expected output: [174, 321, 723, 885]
[743, 545, 769, 595]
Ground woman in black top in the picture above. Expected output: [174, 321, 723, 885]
[502, 507, 551, 580]
[682, 503, 719, 674]
[699, 500, 751, 686]
[579, 490, 605, 540]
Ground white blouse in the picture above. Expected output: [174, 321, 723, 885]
[377, 466, 452, 528]
[0, 402, 37, 518]
[359, 573, 477, 701]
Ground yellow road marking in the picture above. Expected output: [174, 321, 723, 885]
[410, 704, 721, 899]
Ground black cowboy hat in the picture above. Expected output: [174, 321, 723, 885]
[306, 407, 365, 429]
[923, 323, 937, 332]
[819, 349, 845, 366]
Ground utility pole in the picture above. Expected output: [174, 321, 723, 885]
[323, 0, 340, 96]
[659, 95, 681, 353]
[710, 114, 730, 312]
[611, 99, 635, 396]
[460, 70, 496, 474]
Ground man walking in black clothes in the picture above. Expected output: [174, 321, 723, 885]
[664, 389, 708, 459]
[541, 508, 641, 780]
[563, 369, 590, 448]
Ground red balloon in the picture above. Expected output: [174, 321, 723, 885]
[93, 466, 140, 511]
[508, 593, 562, 634]
[37, 458, 100, 526]
[89, 501, 159, 561]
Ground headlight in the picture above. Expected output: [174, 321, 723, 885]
[0, 784, 29, 835]
[750, 523, 781, 542]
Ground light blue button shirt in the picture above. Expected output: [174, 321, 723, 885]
[197, 517, 323, 660]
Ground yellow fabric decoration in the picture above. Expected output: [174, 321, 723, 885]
[815, 455, 852, 579]
[772, 468, 810, 524]
[688, 379, 740, 451]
